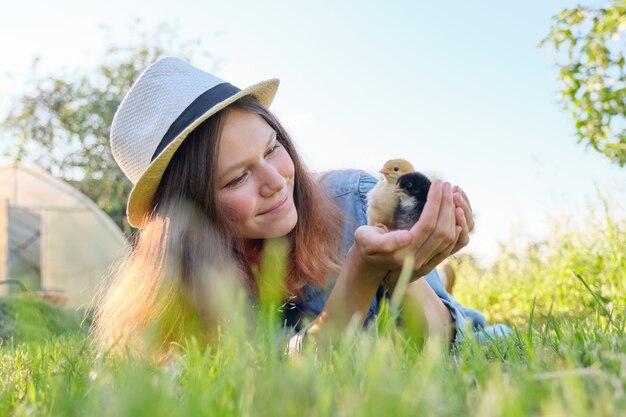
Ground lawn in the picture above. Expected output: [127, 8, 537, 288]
[1, 199, 625, 417]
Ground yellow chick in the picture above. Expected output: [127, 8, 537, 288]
[366, 159, 415, 231]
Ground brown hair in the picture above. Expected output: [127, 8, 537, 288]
[93, 95, 343, 354]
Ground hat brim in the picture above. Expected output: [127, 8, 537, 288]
[126, 78, 280, 228]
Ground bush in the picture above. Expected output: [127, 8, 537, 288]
[0, 295, 86, 345]
[453, 197, 626, 326]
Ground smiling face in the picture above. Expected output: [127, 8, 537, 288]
[216, 108, 298, 239]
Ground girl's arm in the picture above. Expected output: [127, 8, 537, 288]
[306, 248, 455, 345]
[307, 181, 465, 344]
[306, 245, 388, 343]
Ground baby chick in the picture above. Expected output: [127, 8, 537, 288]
[367, 159, 415, 230]
[394, 171, 432, 230]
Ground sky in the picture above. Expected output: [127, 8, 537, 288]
[1, 0, 625, 266]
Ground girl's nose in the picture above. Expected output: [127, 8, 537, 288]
[259, 164, 287, 197]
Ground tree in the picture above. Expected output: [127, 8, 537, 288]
[0, 24, 212, 235]
[541, 0, 626, 166]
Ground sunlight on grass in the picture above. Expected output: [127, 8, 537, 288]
[1, 198, 625, 416]
[453, 195, 626, 326]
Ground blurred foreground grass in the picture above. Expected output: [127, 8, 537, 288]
[1, 199, 625, 417]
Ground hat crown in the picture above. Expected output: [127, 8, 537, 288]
[110, 57, 227, 184]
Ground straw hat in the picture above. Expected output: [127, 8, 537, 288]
[110, 57, 279, 228]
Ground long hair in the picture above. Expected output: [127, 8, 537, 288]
[93, 95, 343, 354]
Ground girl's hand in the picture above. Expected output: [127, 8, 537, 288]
[352, 181, 464, 283]
[389, 180, 459, 277]
[451, 185, 473, 254]
[351, 225, 414, 286]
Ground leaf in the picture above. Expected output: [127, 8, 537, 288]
[0, 23, 214, 234]
[541, 0, 626, 166]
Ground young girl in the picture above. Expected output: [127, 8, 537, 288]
[94, 57, 508, 355]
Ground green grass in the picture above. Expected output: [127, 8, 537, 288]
[2, 315, 626, 416]
[1, 199, 625, 417]
[0, 295, 86, 345]
[453, 196, 626, 326]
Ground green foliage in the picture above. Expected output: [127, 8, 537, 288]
[0, 24, 212, 234]
[541, 0, 626, 166]
[2, 309, 626, 415]
[453, 196, 626, 326]
[256, 238, 289, 329]
[0, 295, 85, 345]
[1, 202, 626, 415]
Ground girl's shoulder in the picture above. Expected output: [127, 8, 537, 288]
[315, 169, 377, 199]
[313, 169, 378, 258]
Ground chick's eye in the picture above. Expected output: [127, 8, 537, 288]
[393, 167, 399, 172]
[407, 182, 413, 188]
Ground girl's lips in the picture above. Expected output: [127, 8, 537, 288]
[259, 193, 289, 215]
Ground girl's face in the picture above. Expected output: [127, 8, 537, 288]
[216, 108, 298, 239]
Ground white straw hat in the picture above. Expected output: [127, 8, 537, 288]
[110, 57, 279, 228]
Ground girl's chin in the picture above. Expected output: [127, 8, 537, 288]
[243, 211, 298, 239]
[264, 215, 298, 238]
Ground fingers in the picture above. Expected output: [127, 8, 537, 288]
[414, 224, 460, 276]
[453, 185, 472, 211]
[453, 185, 474, 232]
[353, 226, 414, 272]
[407, 180, 444, 250]
[452, 207, 469, 253]
[354, 226, 412, 256]
[411, 181, 457, 263]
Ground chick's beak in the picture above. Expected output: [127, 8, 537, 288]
[394, 185, 406, 194]
[379, 169, 390, 175]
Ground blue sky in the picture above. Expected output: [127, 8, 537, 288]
[1, 0, 624, 265]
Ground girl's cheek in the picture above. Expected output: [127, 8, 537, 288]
[276, 149, 295, 178]
[218, 190, 256, 221]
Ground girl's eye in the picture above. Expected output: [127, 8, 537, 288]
[226, 172, 248, 188]
[265, 142, 281, 156]
[224, 141, 280, 188]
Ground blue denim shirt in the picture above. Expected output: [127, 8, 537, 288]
[283, 169, 508, 344]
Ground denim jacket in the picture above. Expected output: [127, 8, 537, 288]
[283, 169, 507, 349]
